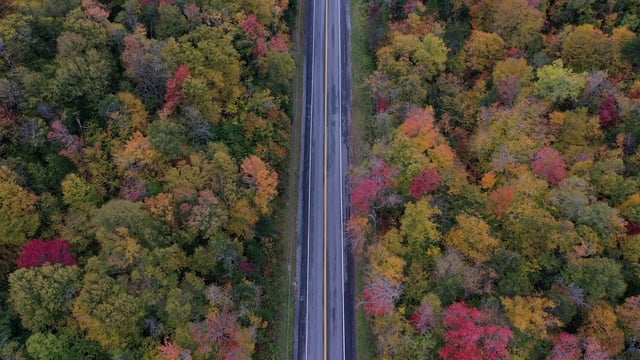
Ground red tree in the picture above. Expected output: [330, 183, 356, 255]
[351, 159, 397, 216]
[411, 302, 435, 334]
[241, 14, 267, 40]
[551, 333, 583, 360]
[361, 277, 401, 317]
[532, 146, 568, 186]
[410, 167, 441, 198]
[158, 337, 191, 360]
[583, 338, 610, 360]
[439, 302, 513, 360]
[163, 64, 191, 114]
[16, 238, 77, 268]
[598, 96, 619, 129]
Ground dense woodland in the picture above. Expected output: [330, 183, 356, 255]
[352, 0, 640, 358]
[0, 0, 295, 358]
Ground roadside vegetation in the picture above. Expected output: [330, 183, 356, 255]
[0, 0, 295, 358]
[349, 0, 640, 358]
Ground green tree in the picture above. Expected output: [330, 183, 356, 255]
[561, 24, 614, 72]
[9, 264, 82, 332]
[562, 257, 626, 304]
[534, 60, 587, 104]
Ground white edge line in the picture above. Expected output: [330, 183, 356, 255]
[338, 0, 346, 357]
[305, 0, 315, 357]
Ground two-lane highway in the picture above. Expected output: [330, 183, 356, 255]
[295, 0, 355, 356]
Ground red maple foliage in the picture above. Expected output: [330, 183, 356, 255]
[269, 34, 288, 53]
[625, 221, 640, 235]
[361, 277, 401, 317]
[158, 337, 192, 360]
[551, 333, 583, 360]
[411, 301, 435, 334]
[487, 186, 516, 220]
[241, 14, 267, 40]
[16, 238, 77, 268]
[598, 96, 619, 129]
[439, 302, 513, 360]
[351, 159, 397, 216]
[532, 146, 568, 186]
[582, 338, 610, 360]
[410, 167, 441, 198]
[163, 64, 191, 114]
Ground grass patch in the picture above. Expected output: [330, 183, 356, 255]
[350, 0, 376, 164]
[349, 0, 378, 357]
[257, 0, 305, 357]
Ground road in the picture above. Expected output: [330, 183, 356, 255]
[295, 0, 355, 356]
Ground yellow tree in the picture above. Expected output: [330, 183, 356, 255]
[579, 302, 625, 357]
[0, 166, 39, 245]
[462, 31, 506, 73]
[444, 214, 498, 264]
[501, 296, 562, 340]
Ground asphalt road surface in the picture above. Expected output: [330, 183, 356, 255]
[294, 0, 355, 356]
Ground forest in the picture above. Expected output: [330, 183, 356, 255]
[351, 0, 640, 358]
[0, 0, 295, 358]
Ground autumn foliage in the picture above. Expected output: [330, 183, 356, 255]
[361, 277, 401, 316]
[409, 167, 441, 198]
[16, 238, 77, 268]
[351, 159, 397, 216]
[532, 147, 568, 186]
[163, 64, 191, 114]
[439, 302, 513, 360]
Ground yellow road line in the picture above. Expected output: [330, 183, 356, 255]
[323, 0, 328, 356]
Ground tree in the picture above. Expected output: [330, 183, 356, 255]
[616, 296, 640, 340]
[351, 158, 397, 216]
[410, 167, 441, 198]
[473, 0, 544, 50]
[361, 276, 402, 316]
[532, 147, 568, 186]
[48, 120, 84, 167]
[562, 258, 626, 304]
[487, 186, 516, 220]
[374, 32, 448, 108]
[561, 25, 614, 72]
[501, 296, 562, 340]
[550, 333, 582, 360]
[163, 64, 191, 114]
[579, 302, 625, 357]
[444, 215, 498, 264]
[61, 173, 101, 209]
[462, 31, 506, 73]
[439, 302, 513, 360]
[534, 60, 588, 104]
[240, 155, 278, 215]
[72, 270, 146, 351]
[598, 96, 619, 128]
[9, 264, 82, 332]
[16, 238, 76, 268]
[0, 166, 40, 245]
[25, 330, 108, 360]
[398, 107, 439, 152]
[121, 25, 167, 108]
[158, 337, 192, 360]
[411, 295, 441, 334]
